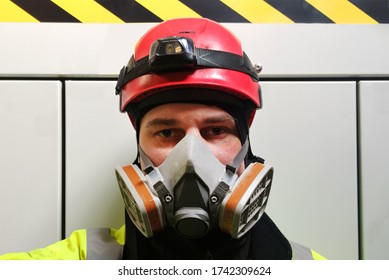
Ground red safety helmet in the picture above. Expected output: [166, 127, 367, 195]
[115, 18, 262, 127]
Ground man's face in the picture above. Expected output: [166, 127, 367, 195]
[139, 103, 244, 174]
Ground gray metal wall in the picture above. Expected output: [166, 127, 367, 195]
[0, 23, 388, 259]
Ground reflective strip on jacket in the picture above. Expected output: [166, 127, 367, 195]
[0, 226, 325, 260]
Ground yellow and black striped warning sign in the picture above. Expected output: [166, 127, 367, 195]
[0, 0, 388, 24]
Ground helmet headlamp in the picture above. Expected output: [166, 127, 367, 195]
[149, 37, 196, 71]
[115, 36, 259, 98]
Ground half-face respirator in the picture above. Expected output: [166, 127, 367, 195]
[115, 134, 273, 239]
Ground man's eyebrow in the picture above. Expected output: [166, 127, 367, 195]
[145, 118, 179, 127]
[144, 114, 236, 127]
[203, 115, 236, 124]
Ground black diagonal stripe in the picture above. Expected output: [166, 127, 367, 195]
[11, 0, 80, 22]
[96, 0, 162, 22]
[180, 0, 249, 23]
[349, 0, 389, 23]
[265, 0, 333, 23]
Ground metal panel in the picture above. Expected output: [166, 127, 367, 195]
[359, 80, 389, 260]
[65, 81, 135, 236]
[0, 24, 388, 78]
[0, 80, 62, 254]
[251, 81, 358, 259]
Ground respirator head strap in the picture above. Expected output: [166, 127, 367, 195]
[139, 147, 176, 226]
[209, 138, 250, 225]
[228, 137, 250, 173]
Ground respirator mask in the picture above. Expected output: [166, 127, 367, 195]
[115, 134, 273, 239]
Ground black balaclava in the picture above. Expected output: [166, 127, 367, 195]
[128, 88, 264, 166]
[122, 88, 268, 259]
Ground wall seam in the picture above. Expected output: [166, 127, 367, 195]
[356, 80, 363, 260]
[61, 79, 66, 240]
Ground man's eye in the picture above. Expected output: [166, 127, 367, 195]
[210, 127, 224, 135]
[158, 129, 173, 137]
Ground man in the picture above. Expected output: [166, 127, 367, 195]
[0, 18, 324, 260]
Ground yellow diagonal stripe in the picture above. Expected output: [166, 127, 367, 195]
[306, 0, 378, 24]
[0, 0, 38, 22]
[221, 0, 293, 23]
[51, 0, 124, 23]
[136, 0, 201, 20]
